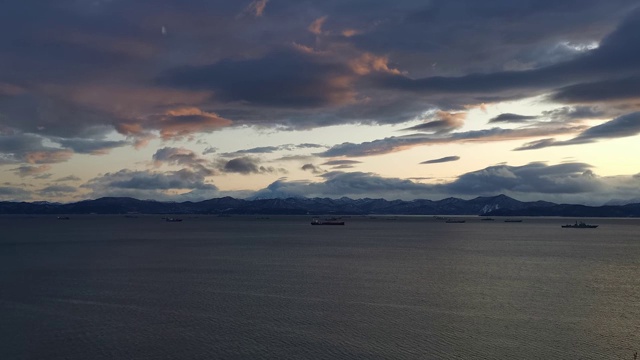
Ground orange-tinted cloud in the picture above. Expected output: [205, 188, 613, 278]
[238, 0, 269, 18]
[150, 107, 233, 140]
[349, 53, 401, 76]
[0, 82, 26, 96]
[308, 16, 327, 35]
[24, 150, 74, 164]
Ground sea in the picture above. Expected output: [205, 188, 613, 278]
[1, 215, 639, 359]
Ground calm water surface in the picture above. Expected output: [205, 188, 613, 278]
[1, 216, 639, 359]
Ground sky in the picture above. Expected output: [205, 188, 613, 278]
[2, 0, 640, 205]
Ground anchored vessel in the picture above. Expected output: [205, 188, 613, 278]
[561, 221, 598, 228]
[445, 219, 466, 223]
[311, 218, 345, 225]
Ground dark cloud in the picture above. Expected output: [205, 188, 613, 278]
[401, 111, 465, 133]
[252, 171, 431, 199]
[222, 143, 325, 157]
[56, 138, 129, 154]
[2, 0, 640, 204]
[374, 7, 640, 107]
[158, 48, 358, 108]
[540, 106, 609, 122]
[515, 111, 640, 150]
[252, 162, 640, 204]
[221, 143, 326, 157]
[83, 169, 227, 202]
[0, 91, 117, 139]
[140, 108, 232, 140]
[38, 185, 77, 196]
[55, 175, 82, 182]
[11, 165, 51, 178]
[0, 133, 74, 164]
[321, 160, 362, 166]
[217, 156, 282, 175]
[0, 186, 32, 201]
[344, 0, 636, 75]
[2, 0, 639, 142]
[321, 124, 585, 157]
[273, 154, 317, 162]
[297, 143, 325, 149]
[420, 156, 460, 164]
[573, 111, 640, 140]
[231, 146, 281, 154]
[202, 147, 218, 155]
[514, 138, 563, 151]
[551, 76, 640, 103]
[446, 162, 600, 195]
[84, 168, 217, 192]
[153, 147, 206, 167]
[302, 164, 325, 174]
[489, 113, 538, 123]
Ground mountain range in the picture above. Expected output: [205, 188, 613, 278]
[1, 195, 640, 217]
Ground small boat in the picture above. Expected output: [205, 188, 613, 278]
[311, 218, 345, 225]
[561, 221, 597, 228]
[504, 219, 523, 223]
[445, 219, 466, 223]
[57, 216, 70, 220]
[480, 218, 495, 221]
[165, 218, 183, 222]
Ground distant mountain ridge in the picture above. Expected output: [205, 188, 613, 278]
[2, 195, 640, 217]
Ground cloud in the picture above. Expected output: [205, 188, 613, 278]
[0, 133, 74, 164]
[309, 16, 328, 35]
[575, 111, 640, 140]
[514, 138, 564, 151]
[23, 151, 74, 164]
[84, 168, 217, 194]
[489, 113, 538, 123]
[82, 168, 257, 202]
[420, 156, 460, 164]
[302, 164, 325, 174]
[203, 147, 218, 155]
[402, 111, 466, 133]
[540, 106, 610, 122]
[216, 156, 283, 175]
[153, 147, 208, 168]
[2, 0, 638, 142]
[373, 7, 640, 108]
[222, 143, 326, 157]
[321, 160, 362, 166]
[55, 175, 82, 182]
[38, 185, 77, 196]
[551, 76, 640, 103]
[0, 186, 32, 201]
[446, 162, 601, 195]
[252, 162, 640, 205]
[252, 171, 432, 200]
[515, 111, 640, 150]
[141, 107, 233, 140]
[56, 138, 129, 155]
[320, 124, 585, 157]
[320, 159, 361, 169]
[239, 0, 269, 18]
[11, 165, 51, 177]
[157, 47, 359, 108]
